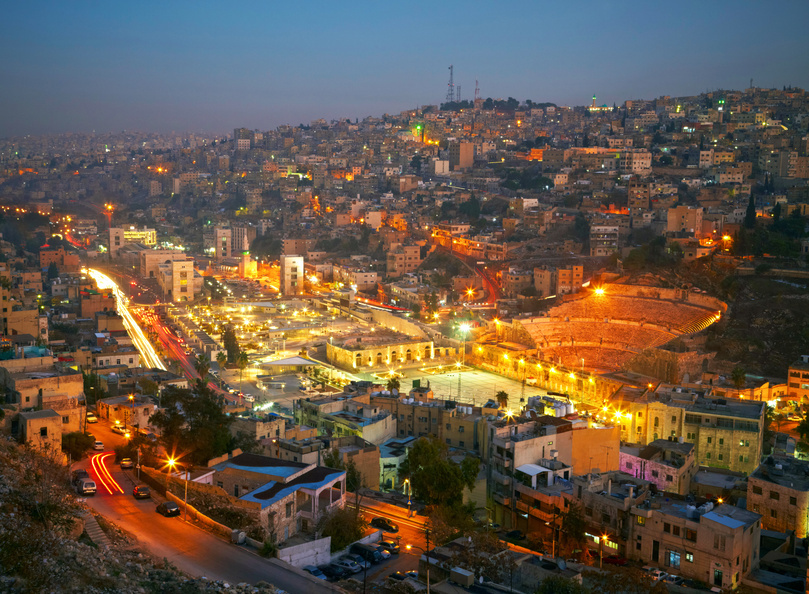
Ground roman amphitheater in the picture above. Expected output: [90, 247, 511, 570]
[505, 284, 727, 376]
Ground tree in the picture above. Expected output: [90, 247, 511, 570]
[386, 376, 400, 393]
[744, 192, 756, 229]
[495, 390, 509, 409]
[47, 261, 59, 280]
[194, 354, 210, 383]
[796, 416, 809, 443]
[216, 350, 227, 372]
[221, 325, 239, 363]
[449, 531, 511, 582]
[318, 506, 366, 552]
[731, 366, 746, 390]
[237, 351, 249, 394]
[559, 503, 586, 555]
[61, 431, 94, 461]
[149, 384, 236, 465]
[534, 576, 588, 594]
[398, 436, 480, 507]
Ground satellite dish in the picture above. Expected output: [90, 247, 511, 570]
[392, 388, 399, 396]
[557, 559, 567, 571]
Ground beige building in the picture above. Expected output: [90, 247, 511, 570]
[213, 226, 232, 261]
[502, 268, 533, 297]
[19, 409, 63, 455]
[386, 244, 422, 278]
[589, 225, 620, 257]
[667, 206, 704, 236]
[787, 354, 809, 405]
[449, 141, 474, 171]
[296, 393, 396, 446]
[139, 248, 188, 279]
[279, 254, 304, 296]
[109, 226, 157, 258]
[630, 501, 761, 590]
[747, 456, 809, 538]
[156, 258, 199, 302]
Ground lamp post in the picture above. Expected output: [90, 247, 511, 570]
[167, 458, 189, 522]
[406, 527, 431, 594]
[599, 533, 610, 569]
[457, 323, 470, 401]
[404, 478, 412, 517]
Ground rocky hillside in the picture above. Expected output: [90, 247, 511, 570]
[0, 437, 281, 593]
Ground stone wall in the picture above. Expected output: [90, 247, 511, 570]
[277, 536, 332, 568]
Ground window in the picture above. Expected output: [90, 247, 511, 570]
[652, 470, 659, 478]
[685, 529, 697, 542]
[459, 426, 464, 433]
[459, 441, 464, 448]
[40, 427, 48, 437]
[62, 416, 69, 424]
[707, 437, 712, 444]
[685, 552, 694, 563]
[637, 412, 643, 418]
[666, 474, 673, 482]
[770, 509, 777, 519]
[752, 504, 759, 513]
[446, 438, 451, 444]
[636, 515, 646, 525]
[770, 491, 780, 500]
[687, 432, 695, 441]
[654, 417, 659, 427]
[706, 452, 711, 459]
[217, 481, 223, 488]
[445, 423, 450, 430]
[714, 534, 726, 551]
[790, 496, 797, 505]
[667, 551, 681, 569]
[719, 438, 724, 445]
[718, 453, 723, 461]
[585, 506, 593, 516]
[664, 523, 671, 533]
[673, 526, 680, 536]
[286, 502, 293, 518]
[752, 486, 762, 495]
[602, 513, 610, 524]
[432, 418, 437, 424]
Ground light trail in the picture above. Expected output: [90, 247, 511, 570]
[90, 452, 125, 494]
[85, 268, 166, 370]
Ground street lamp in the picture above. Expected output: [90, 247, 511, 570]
[458, 323, 470, 401]
[599, 533, 610, 569]
[166, 457, 189, 521]
[403, 478, 412, 517]
[406, 528, 432, 594]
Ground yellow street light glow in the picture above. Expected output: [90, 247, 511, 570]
[594, 287, 605, 296]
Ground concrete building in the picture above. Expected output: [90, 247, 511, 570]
[18, 409, 63, 455]
[295, 393, 396, 446]
[667, 206, 705, 236]
[747, 456, 809, 538]
[787, 354, 809, 406]
[213, 226, 232, 261]
[619, 439, 697, 495]
[279, 254, 304, 296]
[630, 500, 761, 590]
[109, 226, 157, 258]
[386, 244, 422, 278]
[96, 394, 156, 430]
[156, 258, 199, 302]
[448, 142, 474, 171]
[326, 336, 447, 371]
[590, 225, 620, 257]
[502, 268, 534, 297]
[139, 248, 187, 279]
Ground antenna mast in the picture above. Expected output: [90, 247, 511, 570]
[445, 65, 455, 103]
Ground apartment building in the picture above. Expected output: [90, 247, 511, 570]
[386, 244, 422, 278]
[667, 206, 704, 236]
[619, 439, 697, 495]
[502, 268, 533, 297]
[295, 393, 396, 446]
[747, 456, 809, 538]
[449, 141, 474, 171]
[108, 225, 157, 258]
[589, 225, 620, 257]
[787, 354, 809, 404]
[279, 254, 304, 296]
[139, 248, 187, 278]
[156, 258, 198, 302]
[213, 226, 232, 261]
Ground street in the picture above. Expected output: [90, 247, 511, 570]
[83, 457, 339, 592]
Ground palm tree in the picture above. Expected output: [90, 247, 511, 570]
[386, 376, 400, 393]
[237, 351, 249, 395]
[194, 354, 210, 381]
[495, 390, 509, 410]
[216, 351, 227, 387]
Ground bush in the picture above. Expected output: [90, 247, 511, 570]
[61, 431, 94, 461]
[258, 541, 277, 558]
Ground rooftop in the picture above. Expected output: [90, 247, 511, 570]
[240, 466, 345, 508]
[751, 456, 809, 491]
[211, 452, 310, 478]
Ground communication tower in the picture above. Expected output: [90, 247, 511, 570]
[445, 65, 455, 104]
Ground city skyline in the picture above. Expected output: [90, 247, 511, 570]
[2, 0, 809, 137]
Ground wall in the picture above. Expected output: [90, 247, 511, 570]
[277, 537, 332, 568]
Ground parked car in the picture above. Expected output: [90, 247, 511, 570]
[318, 564, 348, 581]
[86, 412, 98, 423]
[405, 570, 418, 579]
[376, 546, 391, 560]
[642, 567, 668, 582]
[302, 565, 327, 580]
[370, 517, 399, 533]
[120, 458, 134, 469]
[332, 558, 361, 574]
[111, 425, 126, 435]
[602, 555, 628, 566]
[350, 543, 383, 564]
[787, 413, 803, 422]
[76, 479, 96, 496]
[156, 501, 181, 517]
[378, 540, 400, 554]
[93, 441, 104, 450]
[665, 575, 684, 586]
[344, 552, 371, 570]
[388, 571, 407, 581]
[71, 469, 90, 487]
[132, 485, 151, 499]
[243, 394, 255, 402]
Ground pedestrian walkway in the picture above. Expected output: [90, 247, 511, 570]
[83, 511, 112, 548]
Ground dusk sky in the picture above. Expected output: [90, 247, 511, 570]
[2, 1, 808, 138]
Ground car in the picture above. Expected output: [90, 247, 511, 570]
[86, 412, 98, 423]
[93, 440, 104, 450]
[370, 517, 399, 533]
[602, 555, 628, 566]
[378, 540, 400, 554]
[642, 567, 668, 582]
[787, 413, 803, 422]
[317, 564, 348, 581]
[376, 546, 391, 559]
[405, 570, 418, 579]
[111, 425, 126, 435]
[243, 394, 255, 402]
[120, 458, 134, 469]
[76, 479, 96, 495]
[665, 575, 684, 586]
[332, 558, 361, 574]
[156, 501, 181, 517]
[302, 565, 327, 580]
[132, 485, 151, 499]
[506, 529, 525, 540]
[345, 552, 372, 569]
[71, 469, 90, 486]
[388, 571, 407, 581]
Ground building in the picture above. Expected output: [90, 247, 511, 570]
[448, 142, 474, 171]
[213, 226, 232, 261]
[18, 409, 63, 455]
[747, 456, 809, 538]
[502, 268, 534, 297]
[630, 500, 761, 590]
[108, 226, 157, 258]
[156, 258, 199, 302]
[386, 245, 422, 278]
[208, 452, 346, 542]
[589, 225, 620, 257]
[95, 394, 156, 430]
[619, 439, 697, 495]
[279, 254, 304, 296]
[295, 393, 396, 446]
[667, 206, 704, 236]
[787, 354, 809, 406]
[326, 336, 449, 371]
[139, 248, 187, 279]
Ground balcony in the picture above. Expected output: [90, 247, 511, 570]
[493, 492, 511, 506]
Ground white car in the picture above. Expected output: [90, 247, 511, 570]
[642, 566, 668, 582]
[93, 440, 104, 451]
[243, 394, 255, 402]
[86, 412, 98, 423]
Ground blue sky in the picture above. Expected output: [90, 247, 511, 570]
[1, 0, 808, 137]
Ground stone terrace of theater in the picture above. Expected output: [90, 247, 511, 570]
[511, 286, 726, 371]
[333, 328, 419, 350]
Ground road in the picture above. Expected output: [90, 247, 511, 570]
[82, 455, 339, 592]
